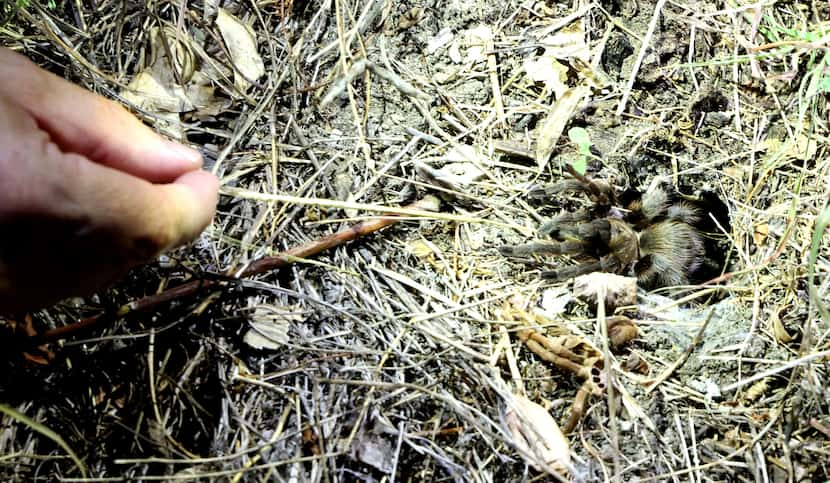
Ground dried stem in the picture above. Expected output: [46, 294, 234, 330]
[40, 196, 441, 342]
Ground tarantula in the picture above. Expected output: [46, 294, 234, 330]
[499, 167, 730, 289]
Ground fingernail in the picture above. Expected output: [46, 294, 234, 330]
[164, 140, 203, 168]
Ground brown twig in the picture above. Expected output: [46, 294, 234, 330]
[40, 196, 441, 342]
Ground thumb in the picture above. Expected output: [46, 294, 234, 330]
[59, 156, 220, 261]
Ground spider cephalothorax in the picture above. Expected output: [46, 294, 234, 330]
[499, 167, 730, 289]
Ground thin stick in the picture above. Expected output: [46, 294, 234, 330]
[220, 187, 520, 229]
[616, 0, 666, 116]
[598, 286, 621, 483]
[646, 308, 715, 394]
[40, 196, 442, 342]
[485, 35, 505, 125]
[721, 346, 830, 393]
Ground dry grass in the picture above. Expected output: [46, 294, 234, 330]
[1, 0, 829, 480]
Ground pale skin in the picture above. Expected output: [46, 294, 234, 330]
[0, 48, 219, 312]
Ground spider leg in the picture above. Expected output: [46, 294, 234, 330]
[548, 218, 616, 249]
[528, 179, 614, 204]
[541, 253, 623, 281]
[500, 219, 615, 259]
[499, 240, 585, 257]
[538, 208, 592, 237]
[528, 179, 597, 201]
[528, 169, 614, 205]
[541, 261, 602, 281]
[563, 164, 613, 204]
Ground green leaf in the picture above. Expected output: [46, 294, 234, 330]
[808, 205, 830, 324]
[568, 127, 592, 155]
[567, 127, 591, 174]
[570, 157, 587, 175]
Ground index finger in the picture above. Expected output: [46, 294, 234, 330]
[0, 47, 203, 183]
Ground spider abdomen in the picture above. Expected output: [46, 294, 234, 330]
[636, 221, 705, 288]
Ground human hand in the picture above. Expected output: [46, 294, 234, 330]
[0, 48, 219, 312]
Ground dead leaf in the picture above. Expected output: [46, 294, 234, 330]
[448, 42, 463, 63]
[406, 239, 434, 258]
[770, 309, 793, 343]
[147, 26, 196, 84]
[216, 8, 265, 92]
[443, 143, 492, 165]
[753, 222, 769, 246]
[534, 84, 589, 168]
[397, 7, 424, 30]
[524, 23, 594, 97]
[569, 57, 609, 90]
[9, 314, 55, 365]
[351, 433, 394, 473]
[540, 286, 572, 317]
[537, 23, 589, 62]
[573, 272, 637, 311]
[449, 24, 492, 65]
[439, 162, 485, 185]
[243, 303, 304, 350]
[120, 27, 196, 115]
[120, 27, 220, 139]
[624, 353, 649, 374]
[427, 28, 454, 55]
[415, 160, 485, 193]
[505, 393, 570, 476]
[122, 71, 188, 112]
[524, 55, 569, 99]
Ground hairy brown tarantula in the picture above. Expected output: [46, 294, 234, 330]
[499, 167, 730, 289]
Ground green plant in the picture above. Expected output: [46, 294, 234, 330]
[3, 0, 31, 13]
[567, 126, 593, 175]
[2, 0, 28, 24]
[2, 0, 57, 20]
[1, 0, 57, 28]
